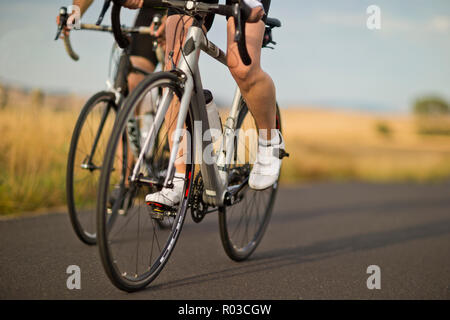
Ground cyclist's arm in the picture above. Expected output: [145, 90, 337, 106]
[123, 0, 143, 10]
[73, 0, 94, 17]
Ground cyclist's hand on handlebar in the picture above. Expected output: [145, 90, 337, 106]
[56, 14, 69, 38]
[247, 6, 264, 23]
[123, 0, 143, 9]
[242, 0, 265, 23]
[56, 12, 78, 39]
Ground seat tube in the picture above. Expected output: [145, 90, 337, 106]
[217, 87, 242, 180]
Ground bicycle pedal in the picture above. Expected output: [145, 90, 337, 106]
[276, 148, 290, 159]
[146, 201, 176, 220]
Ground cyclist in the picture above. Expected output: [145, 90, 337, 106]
[58, 0, 168, 209]
[58, 0, 167, 93]
[121, 0, 286, 208]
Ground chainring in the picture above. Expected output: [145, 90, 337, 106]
[190, 172, 208, 223]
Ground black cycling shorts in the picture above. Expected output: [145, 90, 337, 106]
[167, 0, 271, 31]
[129, 7, 164, 65]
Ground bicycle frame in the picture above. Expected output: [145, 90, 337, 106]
[131, 19, 244, 207]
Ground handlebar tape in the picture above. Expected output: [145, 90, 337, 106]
[111, 3, 129, 48]
[64, 35, 80, 61]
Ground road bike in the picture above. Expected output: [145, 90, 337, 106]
[57, 4, 166, 245]
[97, 0, 284, 291]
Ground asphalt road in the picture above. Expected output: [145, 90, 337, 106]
[1, 182, 450, 299]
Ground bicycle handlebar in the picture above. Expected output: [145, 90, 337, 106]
[55, 7, 79, 61]
[55, 5, 153, 61]
[63, 35, 80, 61]
[110, 0, 253, 66]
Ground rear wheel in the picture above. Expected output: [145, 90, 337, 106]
[66, 91, 118, 245]
[219, 99, 282, 261]
[97, 72, 194, 291]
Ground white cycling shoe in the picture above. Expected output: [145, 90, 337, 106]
[249, 130, 288, 190]
[145, 172, 185, 208]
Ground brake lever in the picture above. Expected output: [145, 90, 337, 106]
[96, 0, 112, 25]
[55, 6, 80, 60]
[55, 6, 68, 41]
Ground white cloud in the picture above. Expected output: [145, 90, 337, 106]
[428, 16, 450, 32]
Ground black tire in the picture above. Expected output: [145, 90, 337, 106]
[66, 91, 118, 245]
[97, 72, 194, 292]
[219, 99, 282, 261]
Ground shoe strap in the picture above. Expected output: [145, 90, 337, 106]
[258, 130, 282, 146]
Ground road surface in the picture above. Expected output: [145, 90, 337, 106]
[1, 182, 450, 299]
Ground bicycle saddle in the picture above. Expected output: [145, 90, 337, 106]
[265, 17, 281, 28]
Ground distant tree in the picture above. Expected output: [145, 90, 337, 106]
[375, 121, 392, 138]
[413, 96, 449, 116]
[414, 96, 450, 136]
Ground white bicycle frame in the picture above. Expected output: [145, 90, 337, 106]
[130, 21, 245, 207]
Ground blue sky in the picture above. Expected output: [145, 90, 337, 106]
[0, 0, 449, 112]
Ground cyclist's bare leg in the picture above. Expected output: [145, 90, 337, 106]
[163, 15, 203, 175]
[227, 19, 284, 190]
[144, 15, 195, 206]
[128, 56, 155, 91]
[120, 56, 155, 186]
[226, 19, 276, 140]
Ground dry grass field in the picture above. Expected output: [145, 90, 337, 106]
[1, 96, 450, 215]
[280, 108, 450, 183]
[0, 105, 78, 215]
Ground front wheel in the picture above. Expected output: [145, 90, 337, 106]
[97, 72, 194, 292]
[219, 99, 282, 261]
[66, 91, 118, 245]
